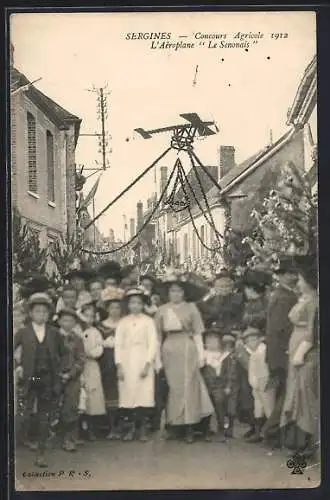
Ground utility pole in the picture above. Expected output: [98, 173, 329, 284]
[79, 84, 112, 245]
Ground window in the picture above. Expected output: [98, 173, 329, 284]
[184, 233, 188, 260]
[27, 112, 37, 193]
[200, 225, 205, 257]
[192, 231, 196, 259]
[46, 131, 55, 202]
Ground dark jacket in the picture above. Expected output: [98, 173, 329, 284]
[14, 323, 63, 397]
[59, 331, 85, 380]
[198, 292, 244, 330]
[265, 285, 297, 374]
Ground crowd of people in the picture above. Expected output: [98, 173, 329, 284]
[13, 256, 319, 469]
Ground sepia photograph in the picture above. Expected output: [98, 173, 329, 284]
[10, 10, 319, 490]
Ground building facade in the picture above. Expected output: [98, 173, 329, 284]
[11, 53, 81, 252]
[286, 54, 317, 194]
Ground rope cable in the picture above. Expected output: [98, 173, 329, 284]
[80, 162, 177, 255]
[177, 163, 222, 254]
[184, 152, 223, 242]
[83, 146, 172, 231]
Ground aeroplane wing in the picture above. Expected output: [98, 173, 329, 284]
[134, 128, 152, 139]
[180, 113, 216, 136]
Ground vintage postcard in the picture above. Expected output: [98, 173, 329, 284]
[10, 10, 319, 491]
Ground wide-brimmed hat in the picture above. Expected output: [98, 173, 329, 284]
[293, 253, 318, 289]
[121, 264, 138, 279]
[27, 292, 53, 310]
[57, 307, 79, 321]
[64, 269, 95, 282]
[123, 287, 150, 304]
[87, 272, 105, 288]
[213, 268, 235, 282]
[160, 271, 208, 302]
[101, 286, 125, 304]
[97, 261, 122, 284]
[19, 274, 53, 299]
[242, 326, 263, 341]
[242, 269, 272, 293]
[273, 256, 297, 275]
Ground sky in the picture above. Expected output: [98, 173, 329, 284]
[11, 11, 316, 239]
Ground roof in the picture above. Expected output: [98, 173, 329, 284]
[286, 55, 317, 125]
[175, 128, 294, 224]
[11, 67, 82, 145]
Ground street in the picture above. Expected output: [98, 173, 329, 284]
[15, 424, 320, 491]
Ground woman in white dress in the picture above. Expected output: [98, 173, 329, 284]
[115, 288, 158, 442]
[79, 302, 106, 440]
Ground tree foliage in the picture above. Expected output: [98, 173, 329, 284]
[12, 208, 48, 282]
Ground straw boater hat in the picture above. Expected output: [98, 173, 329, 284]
[57, 307, 79, 321]
[123, 287, 150, 304]
[160, 270, 208, 302]
[101, 286, 125, 305]
[27, 292, 53, 310]
[204, 321, 236, 344]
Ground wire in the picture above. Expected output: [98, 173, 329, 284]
[83, 146, 172, 231]
[80, 162, 177, 255]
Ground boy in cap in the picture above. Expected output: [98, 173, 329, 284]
[202, 323, 239, 440]
[14, 293, 63, 467]
[57, 308, 86, 452]
[242, 319, 275, 443]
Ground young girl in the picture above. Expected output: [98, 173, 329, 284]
[79, 301, 106, 440]
[115, 288, 158, 442]
[98, 286, 124, 439]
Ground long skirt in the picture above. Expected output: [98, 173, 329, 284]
[162, 333, 214, 426]
[98, 348, 119, 410]
[281, 348, 319, 451]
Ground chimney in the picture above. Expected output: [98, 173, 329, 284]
[129, 218, 135, 239]
[137, 201, 143, 230]
[219, 146, 235, 179]
[10, 42, 14, 68]
[160, 166, 168, 202]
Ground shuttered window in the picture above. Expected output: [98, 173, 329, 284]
[27, 112, 37, 193]
[46, 131, 55, 202]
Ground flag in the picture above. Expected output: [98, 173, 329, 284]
[78, 175, 102, 211]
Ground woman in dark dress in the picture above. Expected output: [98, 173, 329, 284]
[98, 287, 125, 439]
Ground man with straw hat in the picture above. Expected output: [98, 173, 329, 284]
[14, 292, 63, 468]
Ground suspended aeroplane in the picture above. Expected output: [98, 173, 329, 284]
[134, 113, 218, 140]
